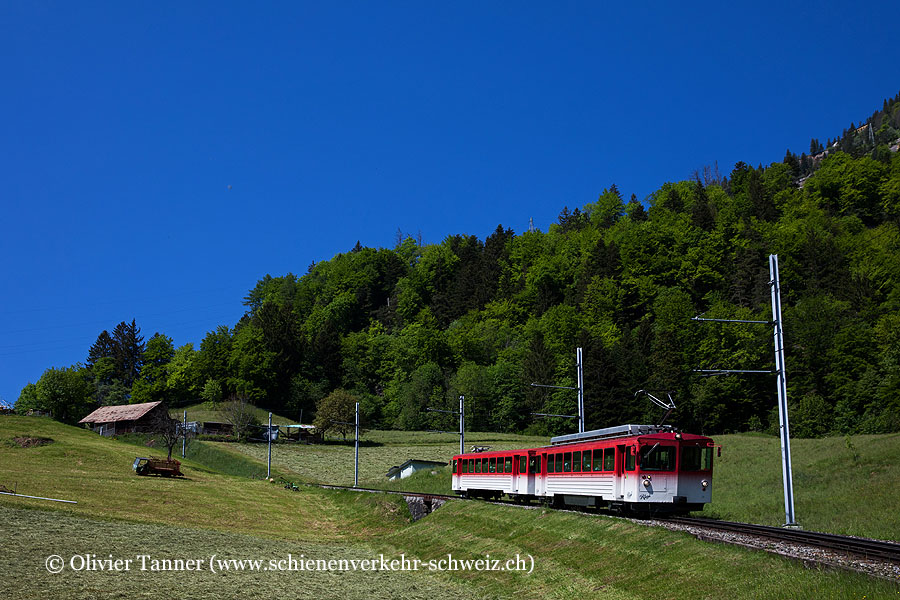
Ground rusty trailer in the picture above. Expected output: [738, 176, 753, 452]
[132, 457, 183, 477]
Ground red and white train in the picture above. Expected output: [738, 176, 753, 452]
[451, 424, 716, 514]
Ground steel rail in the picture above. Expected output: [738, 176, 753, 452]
[667, 516, 900, 564]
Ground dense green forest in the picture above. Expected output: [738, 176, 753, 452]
[18, 92, 900, 437]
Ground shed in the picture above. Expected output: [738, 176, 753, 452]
[78, 401, 169, 436]
[386, 459, 448, 481]
[199, 421, 234, 436]
[280, 424, 321, 443]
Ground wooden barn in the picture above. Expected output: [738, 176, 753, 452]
[79, 401, 169, 436]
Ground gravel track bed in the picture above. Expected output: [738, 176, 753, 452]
[644, 517, 900, 581]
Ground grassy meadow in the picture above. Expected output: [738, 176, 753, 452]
[169, 402, 300, 426]
[1, 415, 898, 599]
[702, 432, 900, 540]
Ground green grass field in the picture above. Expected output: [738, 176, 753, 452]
[698, 432, 900, 540]
[168, 402, 300, 425]
[1, 416, 897, 599]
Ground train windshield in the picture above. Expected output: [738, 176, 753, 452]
[639, 445, 676, 471]
[681, 446, 714, 471]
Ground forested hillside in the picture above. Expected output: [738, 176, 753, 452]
[18, 93, 900, 437]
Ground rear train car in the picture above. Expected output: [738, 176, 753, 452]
[451, 424, 716, 514]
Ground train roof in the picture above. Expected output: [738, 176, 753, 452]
[550, 424, 673, 445]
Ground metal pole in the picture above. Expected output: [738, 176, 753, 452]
[182, 410, 186, 458]
[576, 347, 584, 433]
[354, 402, 360, 487]
[459, 395, 465, 456]
[0, 491, 77, 504]
[267, 412, 272, 479]
[770, 254, 797, 527]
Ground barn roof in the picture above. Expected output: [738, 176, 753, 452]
[79, 401, 164, 424]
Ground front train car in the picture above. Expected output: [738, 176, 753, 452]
[610, 429, 715, 513]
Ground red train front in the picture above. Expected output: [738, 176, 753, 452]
[451, 424, 716, 515]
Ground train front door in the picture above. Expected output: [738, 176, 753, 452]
[614, 444, 626, 500]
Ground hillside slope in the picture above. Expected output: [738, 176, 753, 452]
[1, 417, 896, 599]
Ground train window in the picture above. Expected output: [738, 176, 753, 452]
[563, 452, 572, 472]
[582, 450, 591, 471]
[453, 460, 457, 472]
[497, 458, 503, 473]
[681, 446, 713, 471]
[625, 447, 636, 471]
[463, 460, 469, 474]
[490, 458, 497, 473]
[604, 448, 615, 471]
[547, 454, 555, 473]
[593, 449, 603, 471]
[640, 445, 676, 471]
[505, 457, 512, 473]
[555, 454, 563, 473]
[572, 451, 581, 472]
[519, 456, 527, 474]
[475, 459, 481, 473]
[530, 456, 539, 474]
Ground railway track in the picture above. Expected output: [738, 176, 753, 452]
[665, 516, 900, 565]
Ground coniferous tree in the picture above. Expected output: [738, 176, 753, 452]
[87, 330, 114, 368]
[624, 195, 647, 221]
[690, 177, 715, 230]
[747, 168, 775, 221]
[112, 320, 145, 389]
[783, 149, 801, 178]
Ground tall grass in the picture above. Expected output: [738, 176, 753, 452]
[1, 504, 480, 600]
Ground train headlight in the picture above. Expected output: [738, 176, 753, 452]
[701, 480, 709, 491]
[642, 479, 651, 487]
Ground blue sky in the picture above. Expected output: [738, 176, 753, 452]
[1, 2, 897, 405]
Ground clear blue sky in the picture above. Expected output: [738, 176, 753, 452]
[1, 2, 897, 406]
